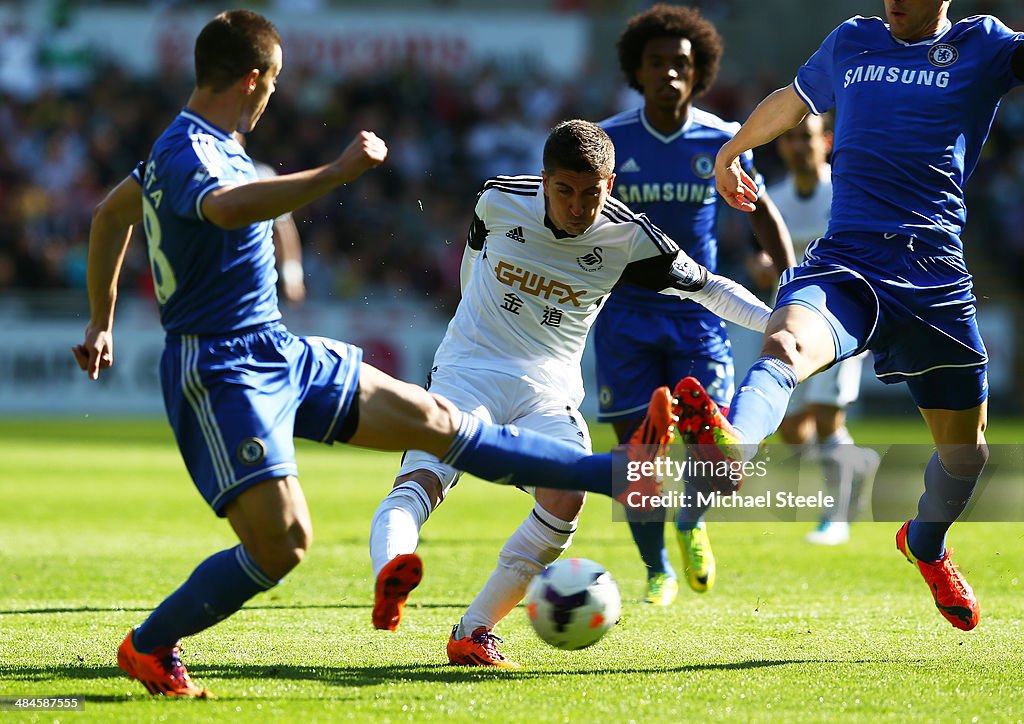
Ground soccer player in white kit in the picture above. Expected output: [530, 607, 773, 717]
[368, 120, 773, 667]
[766, 114, 880, 545]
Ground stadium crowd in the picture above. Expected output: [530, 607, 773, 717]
[1, 13, 1022, 315]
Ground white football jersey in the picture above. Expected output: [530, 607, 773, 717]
[433, 175, 680, 405]
[767, 166, 832, 261]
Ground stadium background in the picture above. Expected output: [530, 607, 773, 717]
[0, 0, 1021, 418]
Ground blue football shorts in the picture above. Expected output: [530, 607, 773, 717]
[593, 305, 734, 423]
[161, 322, 362, 516]
[776, 232, 988, 411]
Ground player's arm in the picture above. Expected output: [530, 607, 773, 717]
[72, 174, 143, 380]
[202, 130, 388, 229]
[460, 215, 487, 293]
[715, 85, 809, 212]
[749, 190, 796, 275]
[272, 212, 305, 305]
[619, 251, 772, 332]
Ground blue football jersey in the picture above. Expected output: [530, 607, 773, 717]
[141, 110, 280, 335]
[599, 107, 760, 314]
[795, 15, 1024, 255]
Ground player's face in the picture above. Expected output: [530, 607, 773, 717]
[776, 117, 828, 174]
[239, 43, 282, 134]
[542, 168, 614, 237]
[635, 36, 696, 112]
[884, 0, 950, 42]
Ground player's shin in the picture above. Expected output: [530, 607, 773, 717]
[132, 545, 277, 652]
[728, 356, 798, 453]
[459, 503, 576, 636]
[369, 482, 431, 577]
[907, 451, 984, 561]
[440, 414, 614, 495]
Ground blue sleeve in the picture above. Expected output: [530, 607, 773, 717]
[163, 141, 229, 222]
[794, 22, 843, 114]
[981, 16, 1024, 91]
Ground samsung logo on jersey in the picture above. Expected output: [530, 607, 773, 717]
[617, 183, 714, 205]
[843, 64, 950, 88]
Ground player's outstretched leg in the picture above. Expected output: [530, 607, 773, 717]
[447, 622, 521, 669]
[373, 553, 423, 631]
[117, 629, 212, 698]
[895, 521, 979, 631]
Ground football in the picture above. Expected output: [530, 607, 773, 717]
[524, 558, 621, 650]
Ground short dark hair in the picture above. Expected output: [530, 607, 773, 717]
[194, 10, 281, 92]
[543, 120, 615, 178]
[617, 3, 723, 97]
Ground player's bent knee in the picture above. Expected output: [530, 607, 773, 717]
[242, 516, 313, 580]
[536, 489, 586, 521]
[937, 442, 989, 479]
[427, 393, 461, 435]
[393, 470, 444, 509]
[762, 330, 801, 367]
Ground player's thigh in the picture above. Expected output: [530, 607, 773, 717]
[519, 401, 591, 521]
[593, 308, 666, 424]
[345, 363, 459, 454]
[773, 271, 877, 379]
[161, 328, 304, 517]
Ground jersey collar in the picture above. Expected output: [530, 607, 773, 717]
[640, 106, 692, 145]
[889, 19, 952, 47]
[180, 109, 234, 141]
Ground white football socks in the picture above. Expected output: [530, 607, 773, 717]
[819, 428, 857, 522]
[369, 482, 433, 578]
[458, 503, 576, 638]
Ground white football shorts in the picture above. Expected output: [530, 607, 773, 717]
[397, 365, 592, 499]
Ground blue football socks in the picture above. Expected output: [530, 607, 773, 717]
[133, 545, 277, 652]
[728, 356, 798, 446]
[441, 413, 614, 496]
[628, 519, 674, 578]
[907, 451, 980, 561]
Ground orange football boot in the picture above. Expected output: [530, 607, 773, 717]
[116, 629, 212, 698]
[896, 521, 979, 631]
[446, 624, 521, 668]
[373, 552, 423, 631]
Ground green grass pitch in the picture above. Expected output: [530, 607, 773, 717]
[1, 417, 1022, 722]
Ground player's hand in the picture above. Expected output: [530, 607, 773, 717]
[72, 325, 114, 380]
[714, 151, 758, 213]
[745, 250, 777, 290]
[333, 131, 388, 184]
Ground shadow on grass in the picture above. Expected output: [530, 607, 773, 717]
[3, 658, 863, 693]
[0, 603, 458, 615]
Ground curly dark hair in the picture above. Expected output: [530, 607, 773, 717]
[616, 3, 723, 97]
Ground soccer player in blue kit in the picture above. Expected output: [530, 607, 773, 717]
[72, 11, 681, 696]
[595, 4, 794, 604]
[683, 0, 1024, 631]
